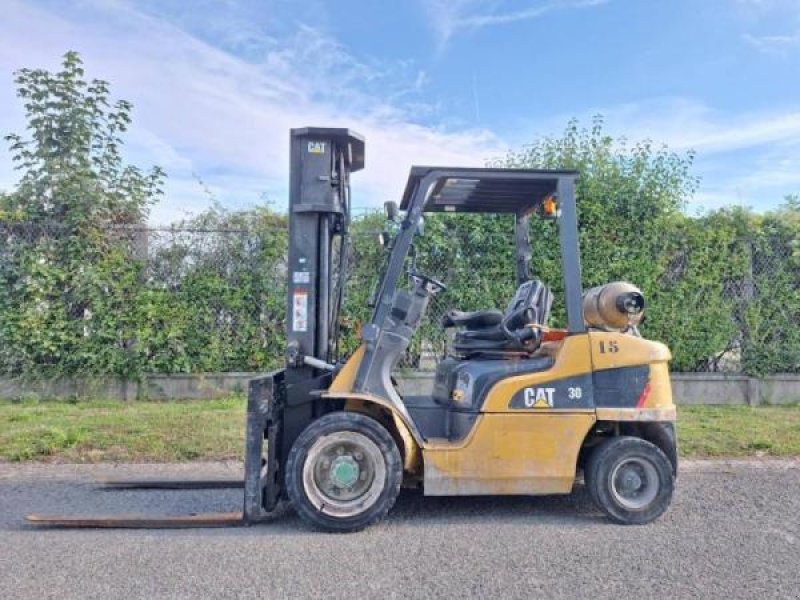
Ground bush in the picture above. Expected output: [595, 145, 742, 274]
[1, 56, 797, 377]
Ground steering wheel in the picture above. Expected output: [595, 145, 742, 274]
[410, 271, 448, 294]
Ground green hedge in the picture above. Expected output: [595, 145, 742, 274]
[1, 54, 797, 378]
[2, 200, 798, 378]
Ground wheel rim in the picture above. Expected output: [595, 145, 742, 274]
[609, 456, 660, 510]
[302, 431, 386, 518]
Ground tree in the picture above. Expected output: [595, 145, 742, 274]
[3, 51, 163, 224]
[0, 51, 164, 378]
[500, 117, 747, 369]
[139, 205, 289, 373]
[500, 118, 800, 373]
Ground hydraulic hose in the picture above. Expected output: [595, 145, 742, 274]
[330, 151, 351, 361]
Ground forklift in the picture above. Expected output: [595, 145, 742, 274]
[28, 127, 677, 532]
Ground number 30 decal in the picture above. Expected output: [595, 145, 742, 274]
[567, 387, 582, 399]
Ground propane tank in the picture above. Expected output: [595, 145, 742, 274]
[582, 282, 645, 330]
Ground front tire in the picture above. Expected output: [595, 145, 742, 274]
[586, 436, 674, 525]
[285, 412, 402, 532]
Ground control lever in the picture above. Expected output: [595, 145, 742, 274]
[287, 341, 336, 371]
[409, 271, 448, 295]
[303, 355, 336, 371]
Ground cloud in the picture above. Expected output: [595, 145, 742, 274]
[691, 146, 800, 212]
[424, 0, 609, 48]
[0, 0, 505, 223]
[2, 0, 797, 221]
[507, 96, 800, 211]
[510, 96, 800, 156]
[736, 0, 800, 54]
[599, 99, 800, 154]
[598, 99, 800, 211]
[744, 31, 800, 54]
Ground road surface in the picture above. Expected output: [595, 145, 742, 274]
[1, 460, 798, 599]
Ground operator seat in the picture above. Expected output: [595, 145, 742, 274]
[442, 279, 553, 358]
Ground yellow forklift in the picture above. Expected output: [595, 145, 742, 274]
[28, 127, 677, 532]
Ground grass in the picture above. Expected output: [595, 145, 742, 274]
[1, 399, 799, 462]
[677, 405, 800, 457]
[0, 397, 246, 462]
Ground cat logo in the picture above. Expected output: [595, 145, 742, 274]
[523, 387, 555, 408]
[307, 141, 326, 154]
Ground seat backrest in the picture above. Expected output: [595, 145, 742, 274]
[504, 279, 553, 330]
[450, 279, 553, 359]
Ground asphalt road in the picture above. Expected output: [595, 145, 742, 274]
[1, 460, 798, 599]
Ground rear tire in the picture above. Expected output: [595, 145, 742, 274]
[586, 436, 674, 525]
[285, 412, 402, 533]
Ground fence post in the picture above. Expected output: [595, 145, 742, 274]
[746, 377, 761, 406]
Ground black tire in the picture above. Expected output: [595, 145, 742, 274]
[285, 412, 402, 533]
[585, 436, 674, 525]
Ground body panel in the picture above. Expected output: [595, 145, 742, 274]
[423, 413, 595, 495]
[329, 345, 365, 393]
[595, 407, 676, 421]
[588, 331, 671, 369]
[588, 331, 674, 417]
[481, 335, 594, 412]
[642, 361, 674, 411]
[326, 330, 676, 496]
[592, 365, 649, 408]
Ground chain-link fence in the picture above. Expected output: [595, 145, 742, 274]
[648, 232, 800, 375]
[1, 219, 798, 377]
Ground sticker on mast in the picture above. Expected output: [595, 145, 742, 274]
[293, 291, 308, 332]
[307, 141, 326, 154]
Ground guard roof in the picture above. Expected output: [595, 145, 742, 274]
[399, 167, 578, 214]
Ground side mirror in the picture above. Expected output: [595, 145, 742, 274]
[384, 201, 399, 222]
[416, 215, 425, 237]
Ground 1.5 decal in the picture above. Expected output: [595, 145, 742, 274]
[598, 340, 619, 354]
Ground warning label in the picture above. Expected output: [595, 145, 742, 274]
[293, 271, 310, 284]
[293, 291, 308, 332]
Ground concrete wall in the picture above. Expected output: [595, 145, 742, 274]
[669, 373, 752, 406]
[1, 372, 798, 405]
[760, 375, 800, 406]
[0, 373, 254, 402]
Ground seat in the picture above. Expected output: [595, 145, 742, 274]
[443, 279, 553, 358]
[440, 309, 503, 329]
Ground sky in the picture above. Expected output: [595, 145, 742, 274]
[1, 0, 799, 223]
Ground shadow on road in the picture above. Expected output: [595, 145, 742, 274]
[2, 476, 606, 535]
[386, 485, 604, 526]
